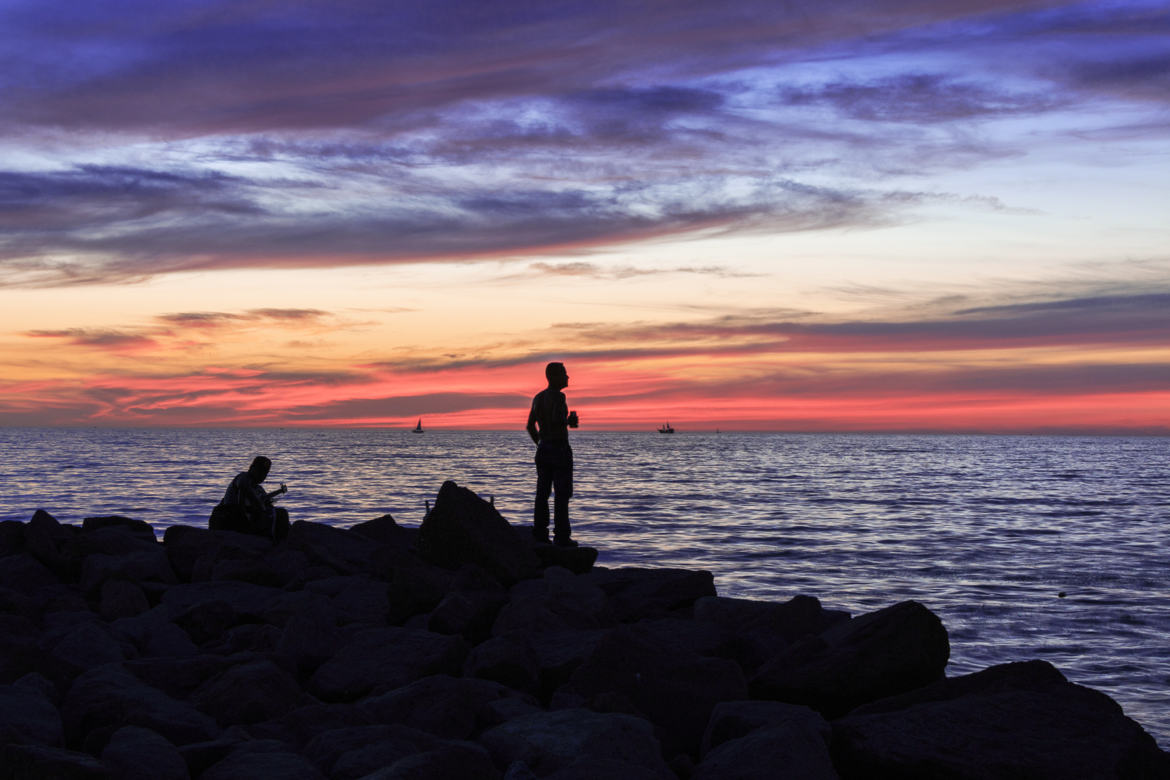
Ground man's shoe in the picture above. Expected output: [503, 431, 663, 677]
[554, 536, 578, 548]
[532, 529, 551, 544]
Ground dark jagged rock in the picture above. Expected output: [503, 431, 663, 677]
[26, 508, 82, 582]
[191, 658, 305, 726]
[386, 560, 454, 624]
[285, 520, 379, 576]
[481, 708, 673, 778]
[556, 622, 749, 757]
[0, 519, 25, 556]
[832, 660, 1170, 779]
[357, 743, 501, 780]
[417, 480, 540, 584]
[0, 681, 63, 746]
[464, 631, 541, 694]
[308, 627, 468, 701]
[276, 596, 342, 675]
[201, 746, 325, 780]
[101, 725, 189, 780]
[254, 702, 374, 748]
[63, 663, 219, 751]
[98, 579, 151, 620]
[350, 513, 416, 551]
[110, 605, 200, 660]
[494, 566, 612, 635]
[80, 547, 176, 594]
[39, 613, 130, 683]
[162, 525, 272, 583]
[752, 600, 949, 716]
[701, 700, 829, 756]
[3, 498, 1166, 776]
[359, 674, 540, 740]
[583, 566, 717, 622]
[693, 722, 839, 780]
[81, 515, 156, 541]
[302, 723, 478, 779]
[694, 594, 850, 673]
[0, 743, 109, 779]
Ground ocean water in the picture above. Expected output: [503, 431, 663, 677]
[1, 428, 1167, 746]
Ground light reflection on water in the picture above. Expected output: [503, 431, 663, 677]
[0, 428, 1167, 746]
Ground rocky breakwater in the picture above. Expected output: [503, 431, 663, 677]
[1, 478, 1167, 779]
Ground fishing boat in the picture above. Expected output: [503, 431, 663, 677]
[412, 418, 424, 433]
[658, 422, 675, 434]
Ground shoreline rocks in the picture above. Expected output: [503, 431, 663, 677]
[1, 480, 1167, 779]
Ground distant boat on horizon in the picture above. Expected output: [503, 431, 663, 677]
[658, 422, 675, 434]
[412, 418, 424, 433]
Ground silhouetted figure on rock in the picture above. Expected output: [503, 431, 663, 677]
[209, 455, 290, 541]
[527, 361, 579, 547]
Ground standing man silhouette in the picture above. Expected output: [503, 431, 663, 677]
[527, 362, 579, 546]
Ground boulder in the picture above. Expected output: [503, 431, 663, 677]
[527, 628, 608, 697]
[285, 520, 382, 575]
[493, 568, 611, 635]
[0, 518, 24, 555]
[63, 663, 219, 751]
[98, 579, 151, 620]
[832, 660, 1170, 779]
[582, 567, 716, 622]
[359, 674, 539, 739]
[701, 700, 829, 756]
[162, 525, 272, 583]
[385, 560, 454, 624]
[276, 596, 343, 675]
[191, 658, 305, 726]
[464, 632, 541, 694]
[692, 722, 839, 780]
[752, 600, 949, 716]
[322, 575, 393, 626]
[80, 547, 177, 593]
[39, 614, 130, 682]
[210, 548, 312, 588]
[25, 508, 81, 581]
[0, 681, 63, 746]
[416, 481, 539, 584]
[694, 595, 849, 673]
[557, 623, 749, 757]
[350, 514, 415, 550]
[81, 515, 156, 539]
[308, 627, 467, 701]
[0, 743, 109, 779]
[480, 708, 671, 777]
[355, 743, 500, 779]
[124, 655, 233, 700]
[101, 725, 189, 780]
[303, 723, 442, 778]
[110, 606, 200, 659]
[531, 542, 598, 574]
[257, 702, 374, 748]
[0, 551, 60, 591]
[201, 748, 326, 780]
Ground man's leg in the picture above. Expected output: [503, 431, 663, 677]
[552, 445, 574, 543]
[533, 446, 553, 541]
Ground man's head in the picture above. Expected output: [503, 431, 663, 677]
[248, 456, 272, 482]
[545, 361, 569, 390]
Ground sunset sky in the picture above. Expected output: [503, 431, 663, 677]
[0, 0, 1167, 431]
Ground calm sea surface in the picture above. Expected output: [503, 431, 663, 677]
[1, 428, 1167, 746]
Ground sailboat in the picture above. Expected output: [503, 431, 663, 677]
[657, 422, 675, 434]
[412, 418, 424, 433]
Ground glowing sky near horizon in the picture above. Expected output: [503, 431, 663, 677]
[0, 0, 1167, 431]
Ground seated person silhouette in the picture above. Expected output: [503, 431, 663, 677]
[209, 456, 290, 541]
[526, 361, 579, 547]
